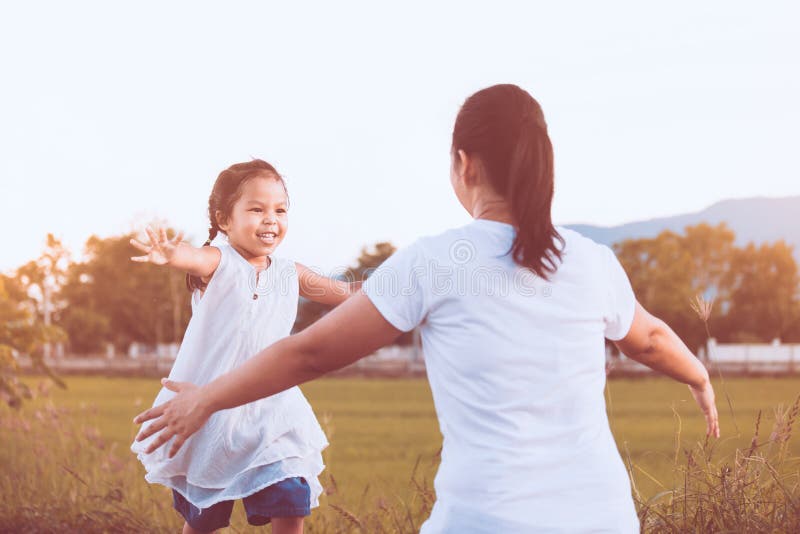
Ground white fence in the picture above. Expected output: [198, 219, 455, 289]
[704, 338, 799, 362]
[21, 339, 800, 377]
[608, 338, 800, 375]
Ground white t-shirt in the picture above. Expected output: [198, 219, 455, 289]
[362, 219, 639, 533]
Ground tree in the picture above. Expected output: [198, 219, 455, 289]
[14, 234, 71, 358]
[614, 224, 800, 347]
[682, 223, 736, 301]
[785, 314, 800, 343]
[347, 242, 398, 280]
[723, 241, 800, 342]
[614, 230, 703, 350]
[57, 231, 191, 354]
[0, 274, 66, 408]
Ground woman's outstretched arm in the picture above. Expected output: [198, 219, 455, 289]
[134, 293, 403, 456]
[614, 301, 720, 437]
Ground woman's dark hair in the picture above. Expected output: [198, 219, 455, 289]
[186, 159, 287, 292]
[452, 84, 564, 279]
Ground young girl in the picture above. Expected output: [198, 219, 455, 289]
[130, 159, 358, 534]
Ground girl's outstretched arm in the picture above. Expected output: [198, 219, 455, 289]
[134, 292, 401, 456]
[130, 226, 220, 278]
[296, 262, 362, 306]
[614, 301, 720, 438]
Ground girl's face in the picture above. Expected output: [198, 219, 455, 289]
[218, 175, 288, 265]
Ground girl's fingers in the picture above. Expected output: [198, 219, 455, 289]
[173, 231, 184, 245]
[145, 227, 160, 248]
[131, 256, 150, 262]
[136, 418, 168, 442]
[160, 227, 168, 244]
[130, 238, 151, 252]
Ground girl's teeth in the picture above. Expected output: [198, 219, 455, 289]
[259, 233, 276, 243]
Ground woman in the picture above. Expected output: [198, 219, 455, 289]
[135, 84, 719, 533]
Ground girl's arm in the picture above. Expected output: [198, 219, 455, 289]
[134, 293, 402, 456]
[130, 226, 221, 278]
[614, 301, 720, 437]
[296, 262, 362, 306]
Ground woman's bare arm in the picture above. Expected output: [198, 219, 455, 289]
[207, 293, 400, 407]
[614, 301, 720, 437]
[614, 302, 707, 387]
[134, 293, 403, 455]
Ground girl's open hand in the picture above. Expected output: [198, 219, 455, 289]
[130, 227, 184, 265]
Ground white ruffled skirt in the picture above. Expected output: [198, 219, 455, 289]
[131, 386, 328, 509]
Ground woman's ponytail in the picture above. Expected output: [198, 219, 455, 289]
[452, 84, 564, 279]
[506, 116, 563, 278]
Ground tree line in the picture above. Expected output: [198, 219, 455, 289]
[2, 222, 798, 362]
[614, 223, 800, 350]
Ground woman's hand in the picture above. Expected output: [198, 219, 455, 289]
[688, 379, 720, 438]
[133, 378, 210, 457]
[130, 226, 185, 265]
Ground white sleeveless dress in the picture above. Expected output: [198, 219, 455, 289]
[131, 241, 328, 510]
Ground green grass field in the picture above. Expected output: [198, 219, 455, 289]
[2, 375, 800, 532]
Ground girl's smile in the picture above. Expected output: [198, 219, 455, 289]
[218, 175, 289, 267]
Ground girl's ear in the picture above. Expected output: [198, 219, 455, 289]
[215, 210, 229, 232]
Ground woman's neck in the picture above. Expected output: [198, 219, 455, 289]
[471, 197, 515, 226]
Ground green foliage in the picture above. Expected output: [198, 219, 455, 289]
[615, 223, 800, 348]
[615, 229, 704, 350]
[724, 241, 800, 342]
[0, 275, 66, 408]
[58, 308, 111, 354]
[58, 231, 190, 353]
[14, 233, 71, 320]
[348, 242, 399, 280]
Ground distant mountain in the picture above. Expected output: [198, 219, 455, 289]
[564, 196, 800, 261]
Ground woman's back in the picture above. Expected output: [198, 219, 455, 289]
[363, 218, 639, 532]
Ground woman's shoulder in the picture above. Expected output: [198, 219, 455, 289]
[402, 220, 513, 264]
[555, 226, 613, 257]
[404, 223, 477, 256]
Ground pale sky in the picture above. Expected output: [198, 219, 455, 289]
[1, 1, 798, 274]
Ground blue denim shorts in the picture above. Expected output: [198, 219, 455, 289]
[172, 477, 311, 532]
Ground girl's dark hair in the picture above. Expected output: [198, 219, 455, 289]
[186, 159, 287, 292]
[452, 84, 564, 279]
